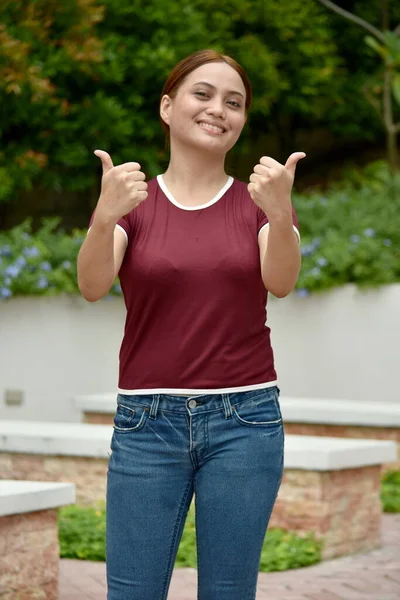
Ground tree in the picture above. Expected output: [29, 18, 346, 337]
[317, 0, 400, 170]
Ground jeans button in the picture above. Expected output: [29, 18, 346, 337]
[188, 399, 197, 408]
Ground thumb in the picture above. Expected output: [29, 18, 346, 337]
[285, 152, 306, 175]
[94, 149, 114, 175]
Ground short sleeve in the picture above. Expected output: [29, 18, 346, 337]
[257, 205, 300, 242]
[87, 210, 133, 244]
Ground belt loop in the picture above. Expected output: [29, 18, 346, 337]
[222, 393, 233, 419]
[149, 394, 160, 420]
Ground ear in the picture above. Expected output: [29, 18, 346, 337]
[160, 94, 172, 126]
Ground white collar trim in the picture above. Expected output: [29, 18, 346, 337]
[157, 174, 234, 211]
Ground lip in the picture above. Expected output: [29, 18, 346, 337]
[197, 120, 226, 134]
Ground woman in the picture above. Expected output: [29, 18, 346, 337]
[78, 49, 304, 600]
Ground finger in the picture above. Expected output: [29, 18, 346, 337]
[113, 162, 142, 173]
[285, 152, 306, 174]
[128, 181, 147, 192]
[135, 191, 148, 202]
[253, 164, 272, 176]
[126, 170, 146, 182]
[249, 173, 260, 183]
[94, 149, 114, 174]
[260, 156, 281, 169]
[248, 182, 255, 195]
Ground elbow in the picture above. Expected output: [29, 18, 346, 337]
[269, 287, 292, 299]
[79, 288, 103, 303]
[263, 278, 297, 298]
[78, 279, 107, 303]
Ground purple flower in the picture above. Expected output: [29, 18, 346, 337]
[350, 235, 360, 243]
[317, 257, 328, 267]
[15, 256, 27, 268]
[62, 260, 72, 269]
[4, 277, 11, 286]
[40, 261, 52, 272]
[310, 267, 321, 277]
[36, 275, 49, 289]
[364, 228, 375, 238]
[383, 239, 392, 247]
[0, 287, 12, 299]
[4, 265, 20, 278]
[23, 246, 40, 258]
[301, 244, 315, 257]
[0, 245, 12, 258]
[296, 288, 310, 298]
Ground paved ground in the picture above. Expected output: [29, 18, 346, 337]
[59, 514, 400, 600]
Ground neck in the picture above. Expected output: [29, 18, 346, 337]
[163, 139, 228, 190]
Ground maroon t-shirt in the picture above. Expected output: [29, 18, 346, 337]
[97, 175, 299, 394]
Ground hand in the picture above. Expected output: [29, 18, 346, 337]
[248, 152, 306, 221]
[94, 149, 148, 223]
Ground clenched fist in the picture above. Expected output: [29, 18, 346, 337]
[94, 149, 148, 223]
[248, 153, 306, 221]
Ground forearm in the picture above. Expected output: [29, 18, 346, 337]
[261, 216, 301, 298]
[77, 217, 117, 302]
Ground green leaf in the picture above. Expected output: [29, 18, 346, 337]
[392, 73, 400, 107]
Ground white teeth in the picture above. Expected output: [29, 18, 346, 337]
[199, 122, 224, 133]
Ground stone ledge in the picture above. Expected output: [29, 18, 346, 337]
[74, 392, 116, 413]
[74, 393, 400, 428]
[0, 420, 396, 471]
[0, 480, 75, 517]
[280, 397, 400, 427]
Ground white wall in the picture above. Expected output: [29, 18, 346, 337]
[268, 284, 399, 404]
[0, 285, 398, 423]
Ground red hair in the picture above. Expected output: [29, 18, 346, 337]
[160, 49, 252, 136]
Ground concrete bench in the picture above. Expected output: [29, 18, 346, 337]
[0, 480, 75, 600]
[74, 393, 400, 470]
[279, 397, 400, 471]
[0, 420, 396, 559]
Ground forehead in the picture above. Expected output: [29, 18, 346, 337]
[182, 62, 246, 96]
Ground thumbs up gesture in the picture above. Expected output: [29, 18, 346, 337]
[248, 153, 305, 220]
[94, 149, 148, 223]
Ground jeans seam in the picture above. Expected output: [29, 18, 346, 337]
[161, 479, 194, 600]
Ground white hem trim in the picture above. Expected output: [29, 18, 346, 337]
[258, 222, 300, 242]
[157, 174, 234, 211]
[86, 223, 129, 245]
[115, 224, 128, 244]
[117, 380, 278, 395]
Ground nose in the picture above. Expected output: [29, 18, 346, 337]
[205, 98, 226, 119]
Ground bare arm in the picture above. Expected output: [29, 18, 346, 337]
[77, 149, 147, 302]
[258, 222, 301, 298]
[249, 151, 305, 297]
[77, 221, 127, 302]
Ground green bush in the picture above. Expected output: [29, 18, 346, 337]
[0, 218, 121, 299]
[58, 504, 106, 562]
[294, 161, 400, 296]
[1, 161, 399, 300]
[58, 502, 322, 570]
[381, 470, 400, 513]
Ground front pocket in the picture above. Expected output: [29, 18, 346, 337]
[113, 402, 149, 432]
[232, 395, 282, 428]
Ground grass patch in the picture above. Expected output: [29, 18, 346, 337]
[381, 470, 400, 513]
[58, 502, 322, 570]
[59, 471, 400, 567]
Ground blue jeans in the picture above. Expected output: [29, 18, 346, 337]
[106, 387, 284, 600]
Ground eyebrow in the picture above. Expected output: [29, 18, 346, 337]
[191, 81, 245, 99]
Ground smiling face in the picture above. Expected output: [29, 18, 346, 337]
[160, 62, 247, 156]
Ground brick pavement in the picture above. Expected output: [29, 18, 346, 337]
[59, 514, 400, 600]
